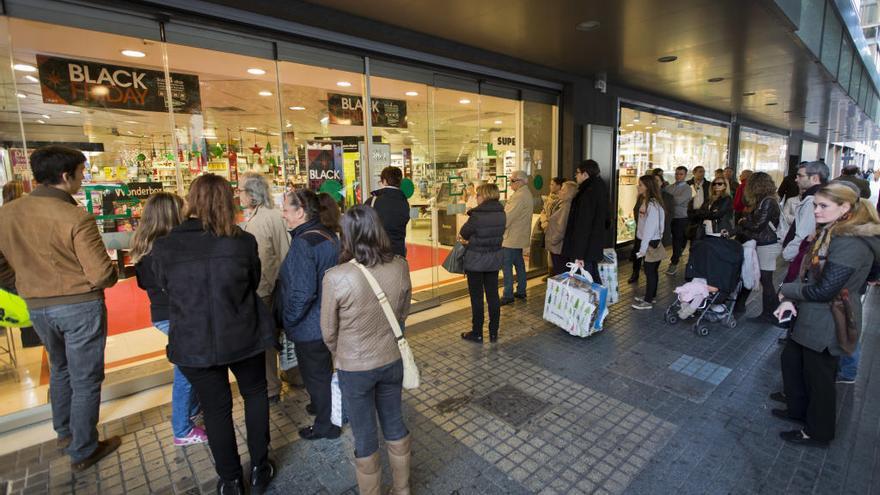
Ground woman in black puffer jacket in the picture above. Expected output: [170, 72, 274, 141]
[459, 183, 506, 343]
[735, 172, 781, 322]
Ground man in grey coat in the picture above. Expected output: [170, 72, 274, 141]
[501, 170, 533, 304]
[663, 166, 692, 274]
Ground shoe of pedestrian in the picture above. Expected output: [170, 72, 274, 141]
[632, 301, 653, 310]
[281, 366, 306, 388]
[216, 477, 246, 495]
[771, 408, 804, 425]
[633, 296, 644, 303]
[250, 459, 275, 494]
[71, 436, 122, 472]
[779, 429, 828, 448]
[769, 392, 786, 403]
[298, 425, 341, 440]
[174, 426, 208, 447]
[835, 376, 856, 384]
[627, 275, 639, 284]
[56, 435, 71, 452]
[354, 451, 381, 495]
[499, 297, 514, 306]
[268, 395, 281, 405]
[386, 434, 411, 495]
[665, 264, 678, 275]
[489, 333, 498, 343]
[514, 294, 527, 301]
[306, 403, 316, 416]
[461, 331, 483, 343]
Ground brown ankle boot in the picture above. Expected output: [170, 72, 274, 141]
[354, 451, 381, 495]
[386, 434, 411, 495]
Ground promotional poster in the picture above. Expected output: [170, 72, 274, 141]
[307, 140, 344, 191]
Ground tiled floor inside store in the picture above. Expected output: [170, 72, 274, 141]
[1, 259, 879, 494]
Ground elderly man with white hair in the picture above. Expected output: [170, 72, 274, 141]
[500, 170, 533, 305]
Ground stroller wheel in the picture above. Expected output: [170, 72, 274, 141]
[665, 308, 679, 325]
[694, 326, 710, 337]
[727, 318, 738, 329]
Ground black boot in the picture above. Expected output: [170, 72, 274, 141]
[489, 330, 498, 343]
[251, 459, 276, 494]
[461, 331, 483, 343]
[217, 478, 245, 495]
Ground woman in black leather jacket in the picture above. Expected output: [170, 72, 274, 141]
[735, 172, 781, 322]
[691, 179, 735, 237]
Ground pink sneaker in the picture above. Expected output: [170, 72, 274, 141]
[173, 426, 208, 446]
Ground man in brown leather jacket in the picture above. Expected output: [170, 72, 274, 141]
[0, 146, 120, 471]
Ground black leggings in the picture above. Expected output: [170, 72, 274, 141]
[466, 270, 501, 338]
[737, 269, 776, 315]
[643, 261, 660, 303]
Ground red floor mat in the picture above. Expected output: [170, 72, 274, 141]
[406, 243, 450, 271]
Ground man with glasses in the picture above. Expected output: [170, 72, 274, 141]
[781, 161, 828, 264]
[562, 160, 609, 284]
[500, 170, 533, 305]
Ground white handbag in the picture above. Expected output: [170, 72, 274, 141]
[350, 260, 420, 389]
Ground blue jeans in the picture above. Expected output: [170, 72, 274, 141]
[838, 344, 860, 381]
[30, 299, 107, 462]
[154, 321, 201, 438]
[501, 247, 527, 299]
[338, 360, 408, 457]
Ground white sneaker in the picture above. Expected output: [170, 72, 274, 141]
[632, 301, 654, 310]
[633, 296, 645, 303]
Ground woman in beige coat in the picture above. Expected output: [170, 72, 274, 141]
[545, 181, 579, 275]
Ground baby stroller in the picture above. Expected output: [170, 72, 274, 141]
[664, 234, 744, 336]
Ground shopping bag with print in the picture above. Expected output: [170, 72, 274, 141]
[599, 248, 619, 305]
[330, 371, 348, 426]
[278, 332, 298, 370]
[543, 263, 609, 338]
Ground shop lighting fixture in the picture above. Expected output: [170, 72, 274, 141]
[37, 119, 45, 124]
[258, 90, 273, 96]
[91, 86, 109, 96]
[626, 123, 633, 127]
[121, 49, 146, 58]
[64, 110, 79, 114]
[765, 102, 778, 106]
[633, 118, 640, 123]
[289, 106, 306, 110]
[743, 91, 756, 96]
[286, 123, 293, 128]
[13, 63, 36, 72]
[247, 68, 266, 75]
[646, 126, 652, 129]
[405, 91, 419, 96]
[400, 130, 409, 134]
[657, 56, 677, 63]
[459, 98, 471, 104]
[16, 93, 25, 99]
[124, 120, 138, 124]
[126, 131, 134, 134]
[707, 77, 724, 83]
[494, 120, 502, 124]
[41, 114, 50, 119]
[25, 75, 39, 83]
[575, 20, 600, 32]
[336, 81, 352, 87]
[245, 127, 257, 130]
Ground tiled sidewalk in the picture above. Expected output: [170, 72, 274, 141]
[1, 261, 878, 494]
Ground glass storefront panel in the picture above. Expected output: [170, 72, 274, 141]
[616, 106, 729, 244]
[737, 127, 788, 185]
[0, 16, 25, 191]
[522, 100, 558, 269]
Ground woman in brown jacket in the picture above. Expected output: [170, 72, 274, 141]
[544, 181, 578, 275]
[320, 205, 412, 494]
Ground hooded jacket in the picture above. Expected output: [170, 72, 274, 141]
[369, 187, 410, 257]
[780, 222, 880, 356]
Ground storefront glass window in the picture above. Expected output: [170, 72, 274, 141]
[0, 17, 25, 191]
[737, 127, 788, 185]
[616, 106, 729, 244]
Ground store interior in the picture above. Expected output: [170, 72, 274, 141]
[0, 17, 557, 423]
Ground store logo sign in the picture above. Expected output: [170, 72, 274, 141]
[36, 55, 202, 114]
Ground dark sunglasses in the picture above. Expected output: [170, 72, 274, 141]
[712, 182, 725, 186]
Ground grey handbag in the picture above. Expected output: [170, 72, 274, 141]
[442, 241, 466, 274]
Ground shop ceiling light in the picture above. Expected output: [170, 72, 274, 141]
[336, 81, 352, 87]
[247, 68, 266, 75]
[405, 91, 419, 96]
[41, 114, 50, 119]
[743, 91, 756, 96]
[121, 49, 146, 58]
[24, 75, 38, 83]
[13, 63, 36, 72]
[245, 127, 257, 130]
[289, 106, 306, 110]
[64, 110, 80, 114]
[707, 77, 724, 83]
[459, 98, 471, 104]
[124, 120, 138, 124]
[258, 90, 273, 96]
[494, 120, 502, 124]
[16, 93, 25, 98]
[576, 20, 600, 32]
[657, 56, 677, 63]
[37, 119, 45, 124]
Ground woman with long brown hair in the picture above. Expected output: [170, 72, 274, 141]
[691, 176, 734, 236]
[772, 182, 880, 447]
[735, 171, 781, 321]
[131, 192, 206, 447]
[152, 174, 276, 494]
[632, 175, 666, 310]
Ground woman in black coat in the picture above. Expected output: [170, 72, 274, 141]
[562, 160, 609, 284]
[152, 174, 276, 494]
[459, 183, 506, 343]
[691, 179, 735, 237]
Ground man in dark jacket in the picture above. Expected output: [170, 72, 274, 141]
[369, 166, 410, 257]
[836, 165, 871, 199]
[562, 160, 608, 284]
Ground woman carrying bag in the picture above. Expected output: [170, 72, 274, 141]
[458, 183, 506, 343]
[772, 182, 880, 447]
[692, 178, 734, 237]
[632, 175, 666, 310]
[734, 172, 781, 321]
[321, 206, 413, 494]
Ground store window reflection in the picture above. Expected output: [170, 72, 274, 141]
[0, 17, 25, 190]
[737, 127, 788, 184]
[616, 107, 728, 243]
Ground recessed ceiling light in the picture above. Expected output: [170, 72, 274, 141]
[576, 20, 601, 32]
[126, 130, 134, 135]
[91, 86, 109, 96]
[289, 106, 306, 111]
[459, 98, 471, 104]
[13, 64, 36, 72]
[494, 120, 503, 124]
[286, 122, 293, 128]
[24, 75, 38, 83]
[657, 56, 678, 63]
[124, 120, 138, 124]
[16, 93, 25, 99]
[405, 91, 419, 96]
[480, 128, 487, 132]
[247, 68, 266, 75]
[36, 119, 45, 124]
[336, 81, 352, 87]
[633, 118, 640, 123]
[766, 102, 778, 106]
[626, 123, 634, 127]
[41, 114, 50, 119]
[743, 91, 756, 96]
[63, 110, 80, 114]
[121, 49, 146, 58]
[708, 77, 724, 83]
[808, 121, 818, 124]
[258, 90, 273, 96]
[245, 127, 257, 130]
[646, 126, 652, 129]
[400, 130, 409, 134]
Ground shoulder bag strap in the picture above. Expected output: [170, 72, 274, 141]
[303, 228, 336, 243]
[349, 259, 403, 340]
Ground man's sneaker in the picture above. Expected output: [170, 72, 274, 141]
[174, 426, 208, 446]
[835, 376, 856, 384]
[632, 301, 653, 310]
[665, 264, 678, 275]
[71, 436, 122, 472]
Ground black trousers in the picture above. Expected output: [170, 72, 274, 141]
[629, 238, 642, 281]
[294, 339, 334, 433]
[466, 270, 501, 338]
[179, 352, 269, 482]
[737, 270, 776, 315]
[643, 261, 660, 303]
[781, 340, 839, 442]
[550, 254, 568, 276]
[670, 218, 689, 265]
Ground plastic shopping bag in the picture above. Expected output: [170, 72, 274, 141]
[598, 248, 619, 305]
[543, 263, 609, 338]
[330, 371, 348, 427]
[0, 289, 31, 328]
[278, 333, 298, 371]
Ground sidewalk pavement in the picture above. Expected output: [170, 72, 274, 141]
[0, 261, 878, 494]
